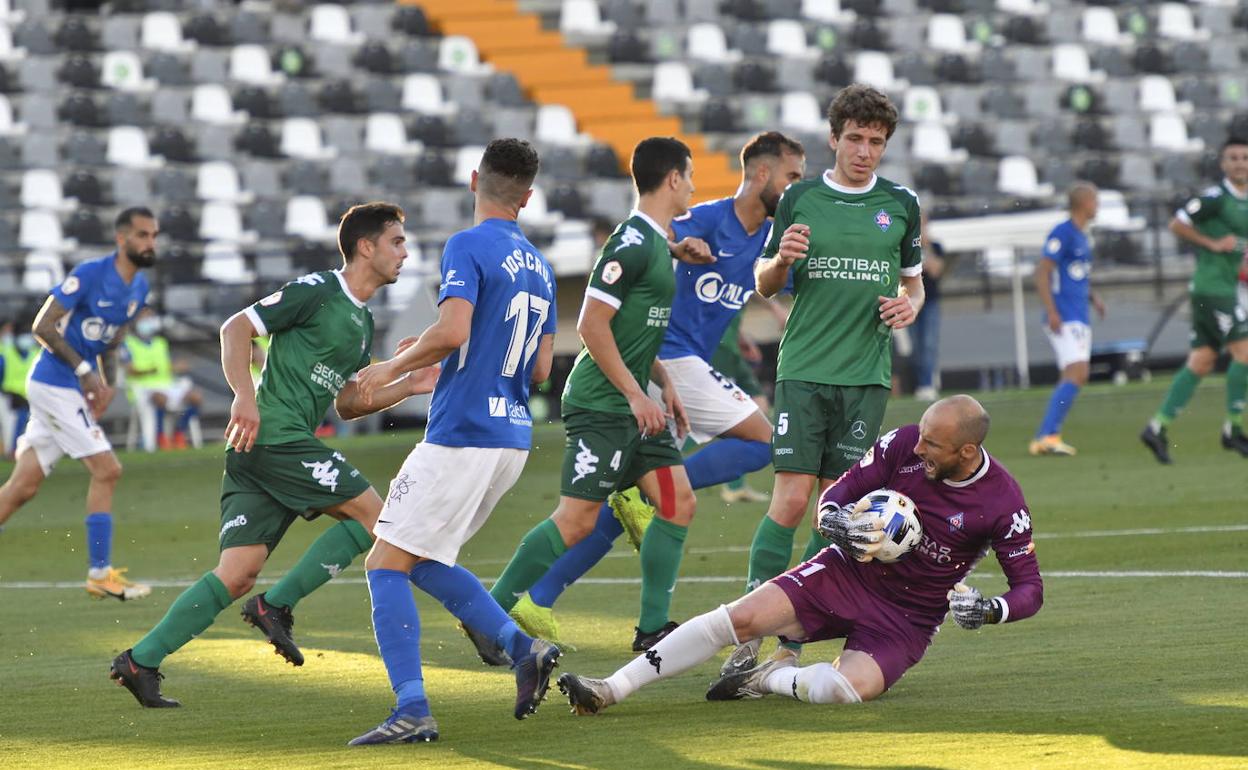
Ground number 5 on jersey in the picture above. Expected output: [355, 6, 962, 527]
[501, 290, 551, 377]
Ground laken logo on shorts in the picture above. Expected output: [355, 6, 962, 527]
[571, 439, 598, 484]
[220, 514, 248, 539]
[302, 459, 340, 492]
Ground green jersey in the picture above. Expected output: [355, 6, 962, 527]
[1178, 179, 1248, 298]
[562, 211, 675, 415]
[245, 270, 374, 445]
[764, 173, 922, 388]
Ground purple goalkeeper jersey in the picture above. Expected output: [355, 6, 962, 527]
[819, 424, 1044, 628]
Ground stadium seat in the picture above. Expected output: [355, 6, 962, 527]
[200, 201, 256, 244]
[928, 14, 977, 55]
[438, 36, 489, 75]
[310, 4, 365, 45]
[766, 20, 817, 60]
[853, 51, 904, 91]
[1119, 153, 1158, 191]
[19, 210, 73, 252]
[802, 0, 855, 24]
[452, 145, 486, 186]
[903, 86, 950, 124]
[1052, 43, 1104, 84]
[0, 93, 24, 135]
[201, 240, 254, 283]
[66, 209, 107, 245]
[284, 195, 337, 241]
[997, 155, 1053, 197]
[535, 104, 584, 147]
[1138, 75, 1186, 114]
[183, 12, 229, 47]
[191, 84, 246, 125]
[196, 161, 252, 204]
[280, 118, 337, 161]
[141, 12, 195, 53]
[1157, 3, 1208, 41]
[110, 168, 149, 207]
[1081, 7, 1129, 46]
[101, 50, 157, 93]
[106, 126, 163, 169]
[779, 91, 824, 132]
[997, 0, 1048, 16]
[401, 73, 455, 116]
[516, 186, 563, 229]
[652, 61, 707, 104]
[21, 169, 75, 211]
[55, 16, 99, 53]
[911, 122, 966, 163]
[561, 0, 617, 43]
[1149, 113, 1203, 152]
[230, 44, 285, 86]
[364, 113, 421, 156]
[687, 23, 741, 64]
[0, 24, 25, 62]
[66, 169, 106, 206]
[22, 251, 65, 292]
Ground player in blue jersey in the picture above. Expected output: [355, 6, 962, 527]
[1030, 183, 1106, 456]
[0, 208, 157, 600]
[508, 132, 807, 644]
[348, 140, 561, 744]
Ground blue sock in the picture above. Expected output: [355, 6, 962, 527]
[529, 502, 622, 608]
[1038, 380, 1081, 437]
[684, 439, 771, 490]
[176, 404, 198, 432]
[85, 512, 112, 569]
[11, 408, 28, 453]
[410, 561, 533, 662]
[155, 407, 166, 440]
[366, 569, 430, 717]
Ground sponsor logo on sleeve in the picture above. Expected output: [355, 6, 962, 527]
[1002, 509, 1032, 540]
[62, 276, 80, 294]
[1045, 237, 1062, 255]
[260, 290, 283, 306]
[614, 225, 644, 252]
[296, 273, 326, 286]
[441, 269, 466, 290]
[1006, 542, 1036, 559]
[601, 260, 623, 285]
[1185, 198, 1201, 215]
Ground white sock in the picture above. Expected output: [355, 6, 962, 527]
[605, 605, 738, 702]
[88, 566, 110, 580]
[765, 662, 862, 704]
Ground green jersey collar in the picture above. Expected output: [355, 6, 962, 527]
[629, 208, 668, 239]
[1223, 178, 1248, 201]
[822, 170, 878, 195]
[332, 269, 367, 308]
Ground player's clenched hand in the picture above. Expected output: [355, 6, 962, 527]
[816, 500, 884, 562]
[1045, 311, 1062, 334]
[878, 294, 918, 329]
[89, 382, 115, 419]
[627, 390, 666, 438]
[671, 237, 714, 265]
[1210, 234, 1239, 253]
[947, 583, 998, 630]
[354, 360, 397, 406]
[777, 224, 810, 266]
[405, 364, 440, 396]
[225, 393, 260, 453]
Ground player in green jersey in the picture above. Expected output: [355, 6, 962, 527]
[1142, 138, 1248, 463]
[110, 203, 439, 707]
[724, 84, 926, 674]
[487, 137, 711, 653]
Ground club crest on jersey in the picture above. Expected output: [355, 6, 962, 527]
[601, 260, 623, 285]
[874, 210, 892, 232]
[949, 512, 965, 532]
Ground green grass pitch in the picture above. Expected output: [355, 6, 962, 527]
[1, 381, 1245, 769]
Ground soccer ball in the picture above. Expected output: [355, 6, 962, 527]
[853, 489, 922, 564]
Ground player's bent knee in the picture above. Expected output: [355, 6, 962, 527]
[796, 663, 865, 704]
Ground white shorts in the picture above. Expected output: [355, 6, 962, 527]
[374, 442, 528, 566]
[132, 378, 195, 410]
[1045, 321, 1092, 370]
[647, 355, 761, 445]
[17, 380, 114, 475]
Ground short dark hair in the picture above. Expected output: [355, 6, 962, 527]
[477, 138, 540, 203]
[337, 202, 405, 262]
[827, 84, 899, 139]
[631, 137, 691, 195]
[741, 131, 805, 168]
[1223, 137, 1248, 154]
[115, 206, 155, 230]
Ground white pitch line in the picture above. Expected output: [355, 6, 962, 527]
[3, 570, 1247, 590]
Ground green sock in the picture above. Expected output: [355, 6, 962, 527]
[488, 518, 567, 612]
[265, 519, 371, 610]
[746, 516, 796, 592]
[637, 517, 688, 634]
[1226, 361, 1248, 429]
[131, 572, 232, 668]
[799, 528, 832, 563]
[1157, 366, 1202, 423]
[726, 476, 745, 491]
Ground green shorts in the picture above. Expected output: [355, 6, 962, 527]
[219, 438, 371, 552]
[771, 381, 890, 478]
[710, 342, 763, 398]
[1190, 293, 1248, 350]
[559, 408, 684, 502]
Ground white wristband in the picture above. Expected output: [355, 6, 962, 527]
[74, 361, 92, 377]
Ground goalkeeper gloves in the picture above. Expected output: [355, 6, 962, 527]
[816, 501, 884, 562]
[947, 583, 1003, 630]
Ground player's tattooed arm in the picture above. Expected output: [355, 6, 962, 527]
[33, 295, 110, 407]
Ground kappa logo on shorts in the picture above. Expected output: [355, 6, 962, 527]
[220, 514, 248, 540]
[571, 439, 599, 484]
[302, 459, 340, 492]
[321, 563, 342, 578]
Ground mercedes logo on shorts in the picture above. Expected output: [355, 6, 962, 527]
[850, 420, 867, 440]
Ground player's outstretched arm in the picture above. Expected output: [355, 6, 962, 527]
[579, 297, 664, 437]
[220, 311, 261, 452]
[354, 298, 472, 406]
[1170, 216, 1237, 253]
[335, 365, 439, 420]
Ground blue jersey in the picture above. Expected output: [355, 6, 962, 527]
[662, 198, 772, 361]
[424, 219, 557, 450]
[1041, 219, 1092, 324]
[30, 254, 148, 390]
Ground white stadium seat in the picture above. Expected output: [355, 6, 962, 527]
[779, 91, 824, 133]
[107, 126, 163, 169]
[517, 186, 563, 229]
[197, 161, 253, 204]
[199, 201, 255, 243]
[454, 145, 487, 185]
[280, 118, 337, 161]
[21, 169, 74, 211]
[285, 196, 337, 241]
[766, 19, 817, 60]
[651, 61, 706, 104]
[903, 86, 948, 124]
[201, 241, 254, 284]
[230, 44, 284, 86]
[1149, 113, 1203, 152]
[927, 14, 977, 54]
[535, 104, 584, 146]
[23, 251, 65, 292]
[141, 12, 195, 52]
[401, 74, 455, 116]
[310, 4, 365, 45]
[997, 156, 1054, 197]
[1157, 2, 1209, 41]
[853, 51, 905, 92]
[101, 51, 155, 92]
[20, 211, 73, 252]
[1052, 43, 1104, 84]
[911, 122, 967, 163]
[438, 36, 490, 74]
[191, 84, 245, 125]
[365, 113, 422, 156]
[687, 23, 740, 64]
[560, 0, 617, 41]
[801, 0, 855, 24]
[1081, 7, 1128, 46]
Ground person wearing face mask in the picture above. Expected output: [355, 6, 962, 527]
[124, 307, 203, 451]
[0, 318, 36, 458]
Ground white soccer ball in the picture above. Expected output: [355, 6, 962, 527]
[853, 489, 923, 564]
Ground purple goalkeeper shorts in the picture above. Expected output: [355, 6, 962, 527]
[771, 546, 937, 690]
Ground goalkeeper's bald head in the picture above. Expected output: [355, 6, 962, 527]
[926, 395, 990, 450]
